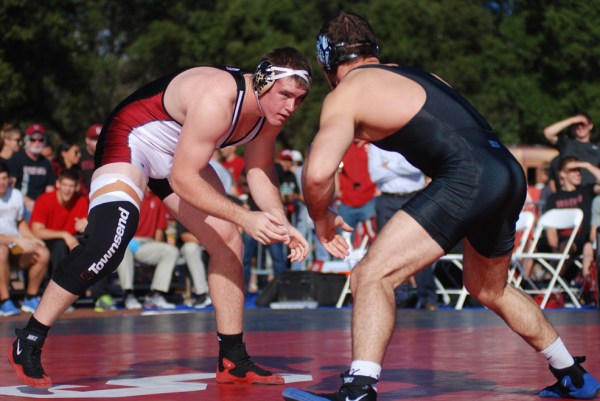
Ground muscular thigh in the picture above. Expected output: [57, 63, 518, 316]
[356, 210, 444, 286]
[403, 146, 526, 258]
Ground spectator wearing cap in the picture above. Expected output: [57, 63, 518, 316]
[80, 124, 101, 194]
[7, 123, 56, 221]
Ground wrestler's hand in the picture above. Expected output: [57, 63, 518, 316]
[285, 225, 309, 262]
[243, 211, 289, 245]
[314, 209, 353, 259]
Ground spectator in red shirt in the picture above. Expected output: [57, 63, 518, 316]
[30, 168, 89, 279]
[336, 139, 377, 245]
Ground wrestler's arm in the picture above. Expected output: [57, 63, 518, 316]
[303, 89, 356, 258]
[245, 128, 309, 261]
[170, 77, 287, 244]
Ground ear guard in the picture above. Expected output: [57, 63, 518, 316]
[316, 34, 380, 73]
[252, 60, 311, 96]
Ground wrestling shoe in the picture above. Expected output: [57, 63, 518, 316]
[7, 328, 51, 388]
[539, 356, 600, 399]
[216, 342, 284, 384]
[282, 371, 378, 401]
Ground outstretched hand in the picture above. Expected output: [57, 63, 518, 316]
[314, 210, 353, 259]
[285, 225, 310, 262]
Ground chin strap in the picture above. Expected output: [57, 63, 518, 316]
[254, 90, 266, 117]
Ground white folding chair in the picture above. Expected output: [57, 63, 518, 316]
[512, 208, 584, 309]
[508, 211, 536, 286]
[436, 210, 537, 309]
[435, 253, 468, 309]
[335, 235, 369, 308]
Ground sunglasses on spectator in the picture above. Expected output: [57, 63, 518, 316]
[28, 137, 45, 143]
[566, 167, 581, 173]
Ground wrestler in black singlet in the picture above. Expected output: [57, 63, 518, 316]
[364, 64, 527, 258]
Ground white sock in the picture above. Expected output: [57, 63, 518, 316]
[540, 337, 575, 369]
[349, 360, 381, 384]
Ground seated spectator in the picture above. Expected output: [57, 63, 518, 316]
[545, 156, 600, 282]
[0, 162, 49, 315]
[177, 221, 211, 308]
[29, 169, 88, 278]
[116, 190, 179, 310]
[7, 123, 56, 221]
[0, 124, 22, 164]
[53, 143, 82, 180]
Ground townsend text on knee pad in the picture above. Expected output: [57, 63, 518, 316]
[87, 206, 130, 275]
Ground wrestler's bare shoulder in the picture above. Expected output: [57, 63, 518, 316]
[165, 67, 244, 120]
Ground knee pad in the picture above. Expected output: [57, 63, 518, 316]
[52, 200, 140, 296]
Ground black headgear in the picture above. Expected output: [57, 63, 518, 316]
[252, 60, 311, 96]
[315, 34, 380, 74]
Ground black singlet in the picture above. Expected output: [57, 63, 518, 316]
[363, 64, 527, 257]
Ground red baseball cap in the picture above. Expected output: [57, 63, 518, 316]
[25, 123, 46, 136]
[278, 149, 293, 160]
[86, 124, 102, 139]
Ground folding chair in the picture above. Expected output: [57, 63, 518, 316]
[507, 211, 536, 286]
[512, 208, 584, 309]
[436, 210, 537, 309]
[335, 235, 369, 308]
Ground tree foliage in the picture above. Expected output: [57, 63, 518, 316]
[1, 0, 599, 148]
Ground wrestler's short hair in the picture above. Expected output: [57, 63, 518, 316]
[316, 11, 380, 74]
[253, 47, 312, 96]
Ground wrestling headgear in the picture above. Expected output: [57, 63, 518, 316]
[252, 60, 312, 96]
[315, 33, 380, 74]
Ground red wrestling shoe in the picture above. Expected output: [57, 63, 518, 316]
[216, 343, 284, 385]
[8, 328, 52, 388]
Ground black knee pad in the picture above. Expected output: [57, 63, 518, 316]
[52, 201, 139, 296]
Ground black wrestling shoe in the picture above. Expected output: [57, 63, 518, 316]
[282, 371, 378, 401]
[539, 356, 600, 399]
[7, 328, 52, 388]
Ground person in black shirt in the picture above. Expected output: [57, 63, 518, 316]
[8, 123, 55, 221]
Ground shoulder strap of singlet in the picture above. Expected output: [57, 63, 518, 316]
[216, 66, 266, 148]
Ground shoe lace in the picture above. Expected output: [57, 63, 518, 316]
[22, 340, 46, 377]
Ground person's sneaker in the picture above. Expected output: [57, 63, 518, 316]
[21, 296, 41, 313]
[193, 293, 212, 309]
[282, 371, 378, 401]
[7, 328, 52, 388]
[539, 356, 600, 399]
[94, 294, 116, 312]
[124, 293, 142, 310]
[216, 342, 284, 384]
[143, 293, 176, 309]
[1, 299, 20, 316]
